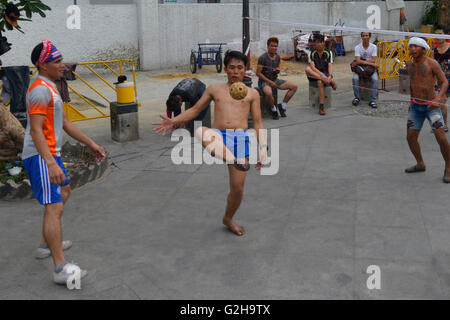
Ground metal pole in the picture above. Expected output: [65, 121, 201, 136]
[243, 0, 250, 70]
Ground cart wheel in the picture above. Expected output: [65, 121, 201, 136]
[215, 53, 222, 73]
[190, 52, 197, 73]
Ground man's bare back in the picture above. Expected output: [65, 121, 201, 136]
[208, 83, 259, 130]
[407, 56, 441, 103]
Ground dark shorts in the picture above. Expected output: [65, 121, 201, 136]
[258, 78, 286, 90]
[407, 102, 445, 131]
[23, 155, 70, 205]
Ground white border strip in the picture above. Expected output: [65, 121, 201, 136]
[246, 17, 450, 40]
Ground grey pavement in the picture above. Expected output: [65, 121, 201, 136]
[1, 66, 450, 300]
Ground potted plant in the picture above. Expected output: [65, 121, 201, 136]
[421, 0, 439, 33]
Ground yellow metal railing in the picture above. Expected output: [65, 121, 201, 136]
[1, 59, 139, 122]
[377, 38, 434, 81]
[64, 59, 139, 122]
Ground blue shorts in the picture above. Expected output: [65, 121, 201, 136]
[23, 155, 70, 205]
[213, 129, 250, 159]
[407, 102, 445, 131]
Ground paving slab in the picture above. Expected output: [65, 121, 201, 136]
[1, 62, 450, 299]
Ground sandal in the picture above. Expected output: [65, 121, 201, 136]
[405, 165, 426, 173]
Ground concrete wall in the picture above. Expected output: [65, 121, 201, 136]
[404, 1, 428, 31]
[1, 1, 138, 67]
[157, 4, 242, 69]
[0, 0, 429, 70]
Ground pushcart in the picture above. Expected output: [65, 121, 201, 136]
[190, 43, 226, 74]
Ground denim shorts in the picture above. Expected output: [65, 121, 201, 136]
[407, 102, 445, 131]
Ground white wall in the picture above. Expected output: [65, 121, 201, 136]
[1, 1, 138, 67]
[157, 4, 242, 69]
[0, 0, 429, 70]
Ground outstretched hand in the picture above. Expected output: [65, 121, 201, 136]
[152, 115, 175, 136]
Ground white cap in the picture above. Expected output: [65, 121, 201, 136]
[408, 37, 430, 51]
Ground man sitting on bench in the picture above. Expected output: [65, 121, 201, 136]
[256, 37, 298, 120]
[305, 34, 337, 116]
[351, 32, 378, 109]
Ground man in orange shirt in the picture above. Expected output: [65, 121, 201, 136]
[23, 41, 105, 286]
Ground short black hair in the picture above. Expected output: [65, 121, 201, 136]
[361, 32, 372, 37]
[166, 95, 181, 112]
[313, 34, 324, 42]
[224, 50, 247, 67]
[31, 42, 43, 68]
[435, 25, 449, 34]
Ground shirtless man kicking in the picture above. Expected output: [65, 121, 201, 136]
[405, 37, 450, 183]
[153, 50, 266, 235]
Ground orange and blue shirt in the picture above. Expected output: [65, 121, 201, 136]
[22, 76, 64, 160]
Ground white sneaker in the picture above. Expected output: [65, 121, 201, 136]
[35, 240, 73, 259]
[53, 262, 88, 285]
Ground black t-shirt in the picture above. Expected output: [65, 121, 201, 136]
[169, 78, 206, 105]
[434, 46, 450, 80]
[257, 52, 280, 81]
[308, 49, 333, 73]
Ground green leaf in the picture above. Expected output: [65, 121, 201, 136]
[15, 25, 24, 34]
[33, 2, 50, 11]
[36, 9, 45, 18]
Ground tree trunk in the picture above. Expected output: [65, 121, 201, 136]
[0, 105, 25, 161]
[439, 0, 450, 27]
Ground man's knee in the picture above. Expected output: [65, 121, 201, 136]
[195, 126, 207, 140]
[435, 129, 449, 144]
[371, 72, 379, 82]
[407, 130, 419, 143]
[45, 203, 64, 218]
[263, 87, 273, 99]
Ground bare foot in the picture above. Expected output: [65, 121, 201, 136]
[223, 217, 245, 236]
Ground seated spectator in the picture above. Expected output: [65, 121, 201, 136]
[434, 25, 450, 132]
[305, 34, 337, 116]
[351, 32, 379, 108]
[256, 37, 298, 120]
